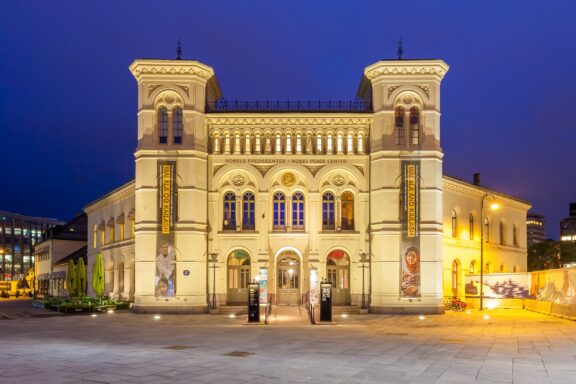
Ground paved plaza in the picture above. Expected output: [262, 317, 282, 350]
[1, 300, 576, 383]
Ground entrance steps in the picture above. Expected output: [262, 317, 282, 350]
[333, 306, 361, 315]
[267, 305, 310, 325]
[217, 305, 247, 316]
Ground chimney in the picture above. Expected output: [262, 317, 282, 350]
[473, 173, 481, 186]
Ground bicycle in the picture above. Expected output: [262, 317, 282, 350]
[445, 297, 467, 311]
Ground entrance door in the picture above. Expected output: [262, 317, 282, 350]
[277, 252, 300, 305]
[327, 250, 350, 305]
[227, 250, 251, 305]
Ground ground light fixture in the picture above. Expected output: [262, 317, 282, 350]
[341, 314, 349, 318]
[153, 315, 161, 320]
[483, 314, 490, 320]
[229, 314, 236, 319]
[418, 315, 426, 320]
[91, 314, 97, 318]
[107, 309, 114, 314]
[466, 310, 471, 315]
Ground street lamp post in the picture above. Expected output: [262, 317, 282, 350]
[359, 252, 369, 310]
[208, 252, 218, 310]
[480, 193, 498, 311]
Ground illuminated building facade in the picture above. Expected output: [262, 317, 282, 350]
[527, 213, 546, 246]
[84, 57, 530, 314]
[560, 203, 576, 242]
[0, 211, 62, 281]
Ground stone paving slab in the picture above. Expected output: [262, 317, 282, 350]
[1, 301, 576, 383]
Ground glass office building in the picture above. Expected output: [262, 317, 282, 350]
[0, 211, 63, 281]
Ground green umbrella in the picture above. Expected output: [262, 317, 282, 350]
[92, 252, 105, 298]
[67, 259, 77, 298]
[77, 257, 87, 296]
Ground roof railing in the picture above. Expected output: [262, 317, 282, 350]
[206, 99, 371, 113]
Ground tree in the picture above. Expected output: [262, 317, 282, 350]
[528, 240, 576, 271]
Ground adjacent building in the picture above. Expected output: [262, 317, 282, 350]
[34, 214, 87, 298]
[0, 211, 62, 281]
[527, 213, 546, 246]
[84, 56, 530, 314]
[560, 203, 576, 242]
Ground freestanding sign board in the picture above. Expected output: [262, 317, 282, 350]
[248, 282, 260, 323]
[320, 281, 332, 322]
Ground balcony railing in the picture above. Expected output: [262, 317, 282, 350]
[206, 99, 371, 113]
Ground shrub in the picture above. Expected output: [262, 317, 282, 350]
[14, 290, 21, 298]
[0, 291, 9, 299]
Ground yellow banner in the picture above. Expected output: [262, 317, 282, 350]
[407, 164, 416, 237]
[161, 164, 172, 234]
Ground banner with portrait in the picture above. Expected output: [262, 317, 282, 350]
[400, 160, 421, 298]
[156, 161, 177, 298]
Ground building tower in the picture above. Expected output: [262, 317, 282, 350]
[560, 203, 576, 242]
[129, 59, 221, 313]
[359, 59, 449, 313]
[527, 213, 546, 246]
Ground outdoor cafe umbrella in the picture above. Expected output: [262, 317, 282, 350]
[77, 257, 87, 296]
[92, 252, 105, 298]
[67, 259, 77, 297]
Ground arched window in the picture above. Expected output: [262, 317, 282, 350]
[451, 260, 459, 297]
[485, 262, 491, 274]
[451, 209, 458, 238]
[93, 225, 98, 248]
[469, 213, 474, 240]
[275, 134, 282, 153]
[347, 133, 354, 154]
[499, 220, 505, 245]
[296, 134, 302, 153]
[500, 264, 505, 273]
[173, 107, 183, 144]
[357, 133, 364, 153]
[273, 192, 286, 230]
[223, 192, 236, 230]
[285, 134, 292, 154]
[394, 107, 405, 145]
[292, 192, 304, 231]
[513, 224, 518, 246]
[322, 192, 335, 230]
[327, 134, 333, 153]
[100, 227, 105, 246]
[119, 222, 125, 241]
[469, 260, 476, 274]
[109, 224, 115, 244]
[336, 134, 343, 154]
[242, 192, 255, 230]
[341, 192, 354, 230]
[316, 134, 323, 154]
[244, 133, 251, 154]
[158, 107, 169, 144]
[409, 107, 420, 145]
[484, 217, 490, 242]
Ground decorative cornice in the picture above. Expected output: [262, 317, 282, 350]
[364, 60, 449, 81]
[129, 60, 215, 82]
[442, 176, 531, 209]
[205, 116, 372, 126]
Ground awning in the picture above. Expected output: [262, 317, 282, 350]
[37, 273, 49, 281]
[49, 271, 66, 280]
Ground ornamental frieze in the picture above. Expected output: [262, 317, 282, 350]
[205, 117, 372, 126]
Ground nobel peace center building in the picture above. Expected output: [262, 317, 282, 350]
[84, 57, 530, 314]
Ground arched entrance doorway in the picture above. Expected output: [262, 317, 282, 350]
[327, 250, 350, 305]
[227, 250, 251, 305]
[277, 250, 300, 305]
